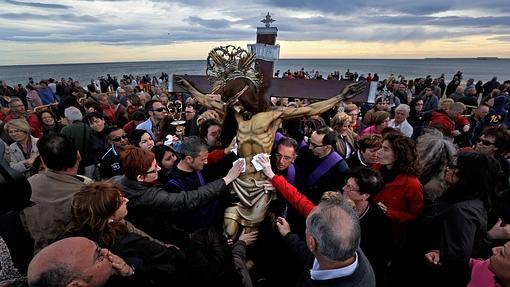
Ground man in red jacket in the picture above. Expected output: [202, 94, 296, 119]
[4, 97, 41, 138]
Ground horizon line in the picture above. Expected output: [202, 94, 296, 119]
[1, 57, 508, 67]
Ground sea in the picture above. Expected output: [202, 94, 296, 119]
[1, 58, 509, 87]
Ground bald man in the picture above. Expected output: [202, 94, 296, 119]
[276, 200, 376, 286]
[27, 237, 134, 287]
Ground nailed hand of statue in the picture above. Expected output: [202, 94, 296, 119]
[174, 76, 189, 88]
[343, 81, 367, 100]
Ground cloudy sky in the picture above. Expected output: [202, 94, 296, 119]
[1, 0, 510, 65]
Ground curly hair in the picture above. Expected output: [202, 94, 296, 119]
[417, 129, 457, 185]
[70, 182, 128, 247]
[384, 133, 420, 176]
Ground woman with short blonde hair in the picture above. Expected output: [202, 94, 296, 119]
[4, 119, 39, 176]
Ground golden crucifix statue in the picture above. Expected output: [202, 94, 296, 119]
[177, 45, 365, 239]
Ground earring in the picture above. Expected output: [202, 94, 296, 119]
[108, 219, 114, 223]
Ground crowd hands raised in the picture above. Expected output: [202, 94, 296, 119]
[0, 70, 509, 287]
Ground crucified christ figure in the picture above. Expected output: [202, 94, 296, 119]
[177, 75, 365, 239]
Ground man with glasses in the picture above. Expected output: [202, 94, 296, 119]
[345, 104, 365, 134]
[298, 126, 349, 204]
[136, 99, 167, 140]
[474, 125, 510, 187]
[4, 97, 42, 138]
[272, 137, 299, 184]
[99, 127, 132, 179]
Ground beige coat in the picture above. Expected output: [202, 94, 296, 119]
[21, 170, 93, 253]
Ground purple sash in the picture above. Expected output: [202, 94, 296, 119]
[168, 171, 205, 191]
[286, 164, 296, 184]
[196, 171, 205, 186]
[273, 132, 284, 149]
[307, 152, 343, 186]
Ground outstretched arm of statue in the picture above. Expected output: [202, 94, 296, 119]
[280, 81, 366, 119]
[175, 76, 225, 113]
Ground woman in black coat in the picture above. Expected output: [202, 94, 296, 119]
[423, 152, 501, 287]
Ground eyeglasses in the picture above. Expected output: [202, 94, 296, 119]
[275, 152, 294, 162]
[141, 168, 158, 175]
[344, 184, 359, 192]
[309, 141, 324, 148]
[111, 135, 128, 142]
[348, 113, 359, 117]
[152, 108, 168, 112]
[478, 139, 496, 146]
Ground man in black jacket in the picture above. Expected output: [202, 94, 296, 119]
[296, 127, 349, 204]
[99, 126, 131, 179]
[276, 200, 375, 287]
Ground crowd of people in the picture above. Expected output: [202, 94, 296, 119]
[0, 69, 509, 287]
[274, 68, 369, 81]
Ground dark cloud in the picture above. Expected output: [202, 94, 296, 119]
[255, 0, 510, 17]
[1, 0, 509, 46]
[255, 0, 455, 15]
[187, 16, 231, 29]
[5, 0, 70, 9]
[366, 15, 510, 27]
[488, 35, 510, 42]
[0, 12, 98, 22]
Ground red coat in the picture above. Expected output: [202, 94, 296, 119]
[271, 175, 316, 217]
[429, 110, 470, 137]
[373, 174, 423, 223]
[207, 149, 226, 165]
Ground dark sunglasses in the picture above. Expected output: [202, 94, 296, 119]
[111, 135, 128, 142]
[152, 108, 168, 112]
[310, 141, 324, 148]
[478, 139, 495, 146]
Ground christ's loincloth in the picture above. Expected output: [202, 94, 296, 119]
[224, 177, 275, 228]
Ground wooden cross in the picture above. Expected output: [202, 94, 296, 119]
[173, 16, 368, 102]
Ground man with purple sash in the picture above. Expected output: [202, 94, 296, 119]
[296, 126, 349, 204]
[165, 137, 227, 235]
[270, 136, 300, 219]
